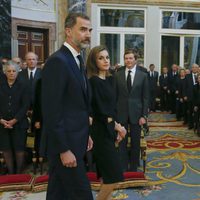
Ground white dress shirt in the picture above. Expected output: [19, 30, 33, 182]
[64, 42, 81, 69]
[125, 65, 136, 86]
[192, 73, 197, 85]
[28, 67, 37, 79]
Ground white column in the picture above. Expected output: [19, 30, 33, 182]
[146, 6, 161, 73]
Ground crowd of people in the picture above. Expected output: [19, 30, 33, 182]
[0, 12, 200, 200]
[147, 63, 200, 132]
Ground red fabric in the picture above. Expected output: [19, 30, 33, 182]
[123, 172, 145, 180]
[147, 135, 200, 149]
[86, 172, 100, 182]
[86, 172, 145, 182]
[0, 172, 145, 186]
[34, 175, 49, 184]
[0, 174, 32, 185]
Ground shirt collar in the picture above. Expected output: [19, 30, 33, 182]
[64, 42, 79, 58]
[125, 64, 136, 73]
[28, 67, 36, 74]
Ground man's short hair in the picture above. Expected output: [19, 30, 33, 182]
[64, 12, 90, 28]
[124, 49, 138, 60]
[25, 52, 38, 60]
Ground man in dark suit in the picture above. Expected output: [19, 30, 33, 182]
[159, 67, 170, 112]
[115, 49, 149, 171]
[18, 52, 42, 160]
[137, 62, 148, 73]
[41, 13, 93, 200]
[168, 64, 179, 113]
[148, 64, 159, 112]
[185, 63, 199, 129]
[18, 52, 42, 109]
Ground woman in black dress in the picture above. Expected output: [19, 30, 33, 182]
[175, 69, 187, 122]
[87, 46, 126, 200]
[0, 61, 30, 174]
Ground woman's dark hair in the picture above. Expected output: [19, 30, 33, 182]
[86, 45, 111, 78]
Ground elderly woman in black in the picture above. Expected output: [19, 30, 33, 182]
[0, 61, 30, 174]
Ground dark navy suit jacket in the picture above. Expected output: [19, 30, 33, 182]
[41, 45, 90, 160]
[18, 67, 42, 106]
[148, 71, 158, 90]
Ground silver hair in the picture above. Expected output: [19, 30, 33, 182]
[3, 60, 20, 74]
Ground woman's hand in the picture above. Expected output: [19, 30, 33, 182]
[115, 133, 123, 144]
[87, 136, 93, 151]
[0, 119, 9, 128]
[89, 117, 93, 125]
[115, 122, 127, 139]
[0, 118, 16, 129]
[6, 119, 17, 128]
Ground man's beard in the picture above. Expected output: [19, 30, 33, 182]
[74, 38, 90, 49]
[80, 42, 90, 49]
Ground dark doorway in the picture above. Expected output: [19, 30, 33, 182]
[17, 26, 49, 65]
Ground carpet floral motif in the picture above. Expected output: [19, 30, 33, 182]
[1, 113, 199, 200]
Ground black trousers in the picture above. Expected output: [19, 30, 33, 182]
[119, 123, 141, 171]
[46, 156, 93, 200]
[160, 90, 170, 111]
[170, 91, 176, 113]
[34, 128, 41, 157]
[188, 101, 194, 128]
[149, 89, 157, 111]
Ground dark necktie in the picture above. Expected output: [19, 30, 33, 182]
[194, 74, 197, 85]
[29, 71, 34, 107]
[127, 70, 132, 93]
[30, 71, 33, 84]
[77, 55, 87, 90]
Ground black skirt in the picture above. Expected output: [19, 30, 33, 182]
[91, 119, 123, 184]
[0, 127, 27, 151]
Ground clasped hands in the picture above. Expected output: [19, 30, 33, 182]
[115, 122, 127, 144]
[0, 118, 17, 129]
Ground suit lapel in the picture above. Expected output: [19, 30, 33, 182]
[24, 69, 29, 80]
[131, 70, 139, 92]
[33, 68, 40, 84]
[68, 54, 87, 95]
[60, 45, 88, 101]
[119, 68, 129, 94]
[34, 68, 39, 79]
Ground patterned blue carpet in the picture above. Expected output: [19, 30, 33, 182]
[1, 113, 200, 200]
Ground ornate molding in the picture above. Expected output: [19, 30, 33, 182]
[12, 18, 56, 55]
[91, 0, 200, 8]
[12, 18, 56, 40]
